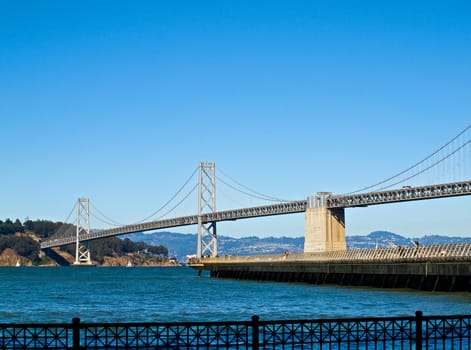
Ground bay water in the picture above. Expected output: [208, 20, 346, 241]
[0, 266, 470, 324]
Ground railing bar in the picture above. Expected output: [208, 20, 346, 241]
[2, 313, 471, 349]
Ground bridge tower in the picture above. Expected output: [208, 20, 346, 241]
[197, 162, 217, 258]
[74, 198, 92, 265]
[304, 192, 346, 253]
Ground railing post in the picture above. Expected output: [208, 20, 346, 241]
[72, 317, 80, 350]
[251, 315, 260, 350]
[415, 311, 423, 350]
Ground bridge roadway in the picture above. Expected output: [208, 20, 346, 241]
[40, 201, 308, 248]
[40, 180, 471, 249]
[327, 180, 471, 208]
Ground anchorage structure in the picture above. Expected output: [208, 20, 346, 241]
[197, 162, 217, 258]
[75, 198, 92, 265]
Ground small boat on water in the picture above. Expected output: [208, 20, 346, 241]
[126, 259, 133, 267]
[15, 260, 21, 267]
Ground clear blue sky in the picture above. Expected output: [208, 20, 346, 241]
[1, 1, 471, 239]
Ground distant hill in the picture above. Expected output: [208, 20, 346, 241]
[348, 230, 471, 249]
[125, 232, 303, 262]
[126, 230, 471, 263]
[0, 218, 173, 266]
[347, 231, 414, 249]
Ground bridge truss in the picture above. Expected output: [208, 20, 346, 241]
[328, 181, 471, 208]
[40, 180, 471, 252]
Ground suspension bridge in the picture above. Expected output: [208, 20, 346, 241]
[40, 125, 471, 271]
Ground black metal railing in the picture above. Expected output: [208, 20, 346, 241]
[1, 311, 470, 349]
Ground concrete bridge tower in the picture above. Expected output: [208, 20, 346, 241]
[304, 192, 346, 252]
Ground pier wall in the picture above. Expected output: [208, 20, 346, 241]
[189, 243, 471, 292]
[201, 260, 471, 291]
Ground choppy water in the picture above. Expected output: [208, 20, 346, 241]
[0, 266, 470, 323]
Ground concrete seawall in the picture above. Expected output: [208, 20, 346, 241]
[188, 244, 471, 292]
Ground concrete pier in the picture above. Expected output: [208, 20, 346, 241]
[188, 243, 471, 292]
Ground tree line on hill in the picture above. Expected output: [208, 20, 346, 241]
[0, 219, 169, 265]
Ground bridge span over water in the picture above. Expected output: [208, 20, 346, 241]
[41, 180, 471, 250]
[40, 125, 471, 266]
[41, 181, 471, 262]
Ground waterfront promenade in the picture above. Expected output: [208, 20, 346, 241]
[0, 311, 469, 349]
[189, 243, 471, 291]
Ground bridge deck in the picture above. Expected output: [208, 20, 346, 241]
[328, 181, 471, 208]
[40, 180, 471, 249]
[40, 200, 307, 249]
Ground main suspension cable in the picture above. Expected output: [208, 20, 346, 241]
[347, 124, 471, 194]
[218, 168, 292, 202]
[63, 201, 78, 224]
[375, 139, 471, 191]
[155, 183, 198, 220]
[86, 166, 199, 228]
[90, 203, 124, 227]
[134, 166, 199, 223]
[47, 202, 78, 240]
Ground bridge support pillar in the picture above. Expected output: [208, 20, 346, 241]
[76, 243, 91, 265]
[304, 193, 346, 253]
